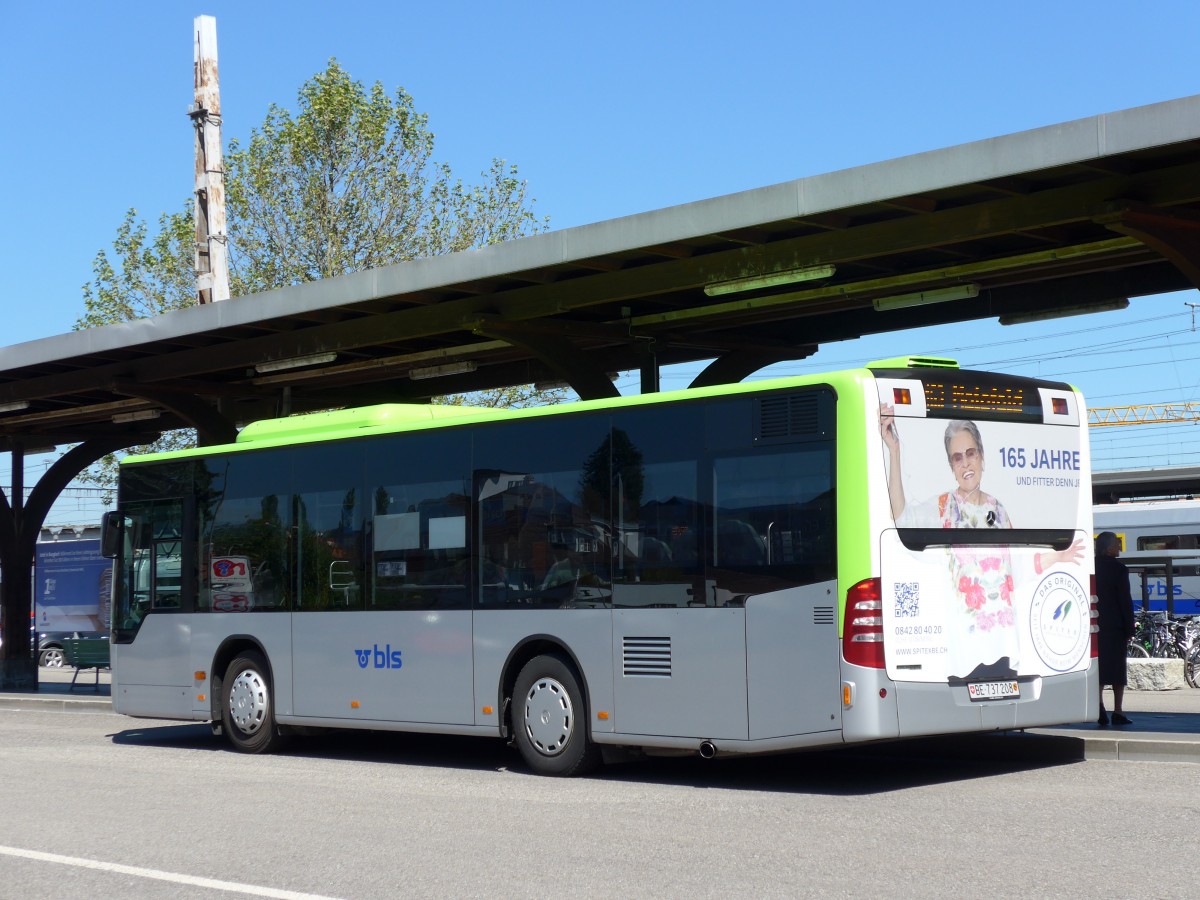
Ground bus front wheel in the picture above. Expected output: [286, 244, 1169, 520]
[222, 651, 287, 754]
[512, 654, 600, 777]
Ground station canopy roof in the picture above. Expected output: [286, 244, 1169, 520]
[3, 93, 1200, 451]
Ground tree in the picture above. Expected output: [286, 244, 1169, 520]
[79, 58, 547, 315]
[77, 205, 195, 328]
[75, 60, 559, 497]
[438, 384, 568, 409]
[225, 60, 545, 294]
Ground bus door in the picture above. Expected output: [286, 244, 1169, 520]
[111, 499, 193, 718]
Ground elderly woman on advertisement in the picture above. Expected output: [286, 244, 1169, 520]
[880, 409, 1084, 561]
[883, 417, 1007, 529]
[880, 408, 1084, 680]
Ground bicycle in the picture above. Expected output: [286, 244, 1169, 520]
[1187, 643, 1200, 689]
[1126, 612, 1200, 687]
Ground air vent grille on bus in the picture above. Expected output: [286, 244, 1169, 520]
[813, 606, 836, 626]
[622, 636, 672, 677]
[757, 394, 819, 441]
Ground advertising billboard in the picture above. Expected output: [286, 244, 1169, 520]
[34, 539, 112, 633]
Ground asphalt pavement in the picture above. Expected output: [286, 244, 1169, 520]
[3, 665, 1198, 764]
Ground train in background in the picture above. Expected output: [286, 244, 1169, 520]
[1093, 499, 1200, 615]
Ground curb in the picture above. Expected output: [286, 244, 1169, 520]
[1041, 732, 1200, 764]
[1078, 736, 1200, 763]
[0, 695, 111, 714]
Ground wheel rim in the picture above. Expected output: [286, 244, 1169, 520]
[42, 648, 64, 668]
[522, 675, 574, 756]
[228, 668, 269, 735]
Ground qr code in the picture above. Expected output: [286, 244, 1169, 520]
[894, 582, 920, 618]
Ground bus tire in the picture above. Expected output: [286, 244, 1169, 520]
[512, 654, 600, 777]
[222, 650, 287, 754]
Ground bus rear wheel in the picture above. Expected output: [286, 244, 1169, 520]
[512, 654, 600, 777]
[222, 650, 287, 754]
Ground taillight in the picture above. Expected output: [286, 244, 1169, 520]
[1089, 575, 1099, 659]
[843, 577, 885, 668]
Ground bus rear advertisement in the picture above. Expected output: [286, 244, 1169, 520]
[104, 357, 1096, 775]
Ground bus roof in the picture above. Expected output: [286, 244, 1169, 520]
[122, 365, 881, 464]
[120, 359, 1075, 465]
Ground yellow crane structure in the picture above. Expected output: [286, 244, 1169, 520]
[1088, 402, 1200, 427]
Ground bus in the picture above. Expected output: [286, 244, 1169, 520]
[1093, 499, 1200, 615]
[102, 356, 1097, 775]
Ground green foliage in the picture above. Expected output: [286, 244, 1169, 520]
[73, 60, 556, 496]
[86, 429, 197, 504]
[225, 59, 546, 293]
[77, 205, 195, 328]
[580, 428, 643, 514]
[437, 384, 571, 409]
[82, 59, 547, 313]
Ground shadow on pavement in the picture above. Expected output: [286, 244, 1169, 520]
[110, 722, 220, 749]
[106, 720, 1082, 796]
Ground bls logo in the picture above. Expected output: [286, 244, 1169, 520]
[1147, 581, 1183, 597]
[354, 644, 403, 670]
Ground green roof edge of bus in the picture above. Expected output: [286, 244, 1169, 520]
[122, 369, 871, 463]
[866, 355, 959, 369]
[235, 403, 512, 444]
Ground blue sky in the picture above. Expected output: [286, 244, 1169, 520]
[3, 1, 1200, 525]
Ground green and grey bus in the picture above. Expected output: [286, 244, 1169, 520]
[103, 357, 1097, 775]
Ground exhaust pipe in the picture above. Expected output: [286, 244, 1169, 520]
[698, 740, 718, 759]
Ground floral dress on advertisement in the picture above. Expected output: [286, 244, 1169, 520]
[938, 490, 1018, 678]
[899, 488, 1020, 677]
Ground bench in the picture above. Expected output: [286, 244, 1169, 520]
[61, 638, 111, 691]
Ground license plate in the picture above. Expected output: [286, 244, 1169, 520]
[967, 680, 1020, 701]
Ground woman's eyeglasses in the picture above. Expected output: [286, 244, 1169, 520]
[950, 447, 979, 466]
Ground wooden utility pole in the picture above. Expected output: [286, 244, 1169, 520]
[191, 15, 230, 304]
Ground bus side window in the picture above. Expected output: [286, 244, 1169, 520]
[710, 444, 835, 585]
[371, 486, 470, 610]
[606, 410, 703, 608]
[1137, 534, 1200, 576]
[296, 487, 364, 611]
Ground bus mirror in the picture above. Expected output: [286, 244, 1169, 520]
[100, 511, 122, 559]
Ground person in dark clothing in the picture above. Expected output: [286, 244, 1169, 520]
[1095, 531, 1136, 727]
